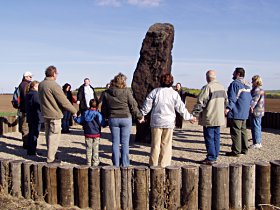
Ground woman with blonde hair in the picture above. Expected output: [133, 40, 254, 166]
[101, 73, 144, 167]
[249, 75, 265, 149]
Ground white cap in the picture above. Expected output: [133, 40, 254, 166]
[23, 71, 32, 77]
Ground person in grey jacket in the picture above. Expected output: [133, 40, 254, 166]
[38, 66, 77, 163]
[192, 70, 227, 165]
[141, 73, 195, 167]
[101, 73, 144, 167]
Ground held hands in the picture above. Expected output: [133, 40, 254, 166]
[76, 101, 80, 105]
[138, 116, 145, 124]
[225, 108, 230, 116]
[190, 116, 197, 124]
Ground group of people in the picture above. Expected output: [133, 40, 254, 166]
[193, 67, 264, 165]
[16, 65, 264, 167]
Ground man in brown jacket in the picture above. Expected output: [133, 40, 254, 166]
[38, 66, 77, 163]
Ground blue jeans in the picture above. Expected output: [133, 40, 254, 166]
[62, 111, 71, 131]
[250, 116, 262, 144]
[203, 126, 220, 161]
[109, 117, 132, 167]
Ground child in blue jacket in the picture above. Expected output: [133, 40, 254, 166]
[74, 99, 105, 166]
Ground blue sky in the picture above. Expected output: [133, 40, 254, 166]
[0, 0, 279, 93]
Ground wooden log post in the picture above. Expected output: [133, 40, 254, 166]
[89, 166, 101, 210]
[121, 167, 133, 210]
[242, 163, 255, 210]
[133, 166, 149, 210]
[270, 160, 280, 207]
[101, 166, 121, 210]
[182, 165, 199, 210]
[165, 166, 181, 210]
[74, 165, 89, 209]
[31, 162, 45, 201]
[229, 163, 242, 210]
[212, 164, 229, 210]
[0, 159, 11, 194]
[58, 165, 74, 207]
[150, 166, 165, 210]
[9, 160, 23, 197]
[199, 164, 212, 210]
[255, 161, 271, 210]
[43, 163, 59, 205]
[22, 161, 33, 199]
[0, 117, 4, 135]
[3, 117, 8, 134]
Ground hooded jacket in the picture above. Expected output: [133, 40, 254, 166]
[74, 109, 105, 137]
[101, 87, 142, 119]
[227, 78, 252, 120]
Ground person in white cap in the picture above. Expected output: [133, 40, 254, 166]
[18, 71, 33, 149]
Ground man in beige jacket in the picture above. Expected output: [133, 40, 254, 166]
[192, 70, 227, 165]
[38, 66, 77, 163]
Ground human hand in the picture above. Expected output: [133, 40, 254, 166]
[225, 109, 230, 116]
[138, 116, 145, 124]
[76, 101, 80, 105]
[190, 116, 197, 124]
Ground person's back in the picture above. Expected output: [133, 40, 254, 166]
[227, 78, 251, 120]
[198, 80, 227, 127]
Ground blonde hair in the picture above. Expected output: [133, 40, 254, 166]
[111, 73, 127, 88]
[252, 75, 263, 86]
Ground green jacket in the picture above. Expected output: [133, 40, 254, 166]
[38, 77, 77, 119]
[101, 87, 142, 120]
[193, 80, 227, 127]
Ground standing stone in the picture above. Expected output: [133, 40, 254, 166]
[132, 23, 174, 143]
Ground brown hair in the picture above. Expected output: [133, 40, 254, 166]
[160, 73, 174, 87]
[111, 73, 127, 88]
[45, 66, 57, 77]
[27, 80, 39, 92]
[89, 99, 97, 108]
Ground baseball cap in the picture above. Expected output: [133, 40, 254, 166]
[23, 71, 32, 77]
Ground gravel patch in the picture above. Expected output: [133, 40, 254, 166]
[0, 122, 280, 166]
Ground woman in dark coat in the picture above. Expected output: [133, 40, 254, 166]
[25, 80, 43, 155]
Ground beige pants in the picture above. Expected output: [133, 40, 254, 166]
[150, 128, 173, 167]
[44, 119, 61, 163]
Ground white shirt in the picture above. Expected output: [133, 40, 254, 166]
[84, 85, 94, 108]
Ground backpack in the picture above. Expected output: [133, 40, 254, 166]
[11, 87, 20, 109]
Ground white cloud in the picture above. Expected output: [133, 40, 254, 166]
[127, 0, 162, 7]
[96, 0, 121, 7]
[96, 0, 162, 7]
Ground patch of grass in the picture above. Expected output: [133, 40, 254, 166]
[0, 112, 17, 117]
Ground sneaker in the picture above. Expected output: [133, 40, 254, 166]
[250, 144, 262, 149]
[200, 159, 217, 165]
[225, 151, 240, 157]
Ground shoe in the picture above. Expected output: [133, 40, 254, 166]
[241, 151, 248, 155]
[200, 159, 217, 165]
[225, 152, 240, 157]
[61, 130, 70, 134]
[249, 143, 262, 149]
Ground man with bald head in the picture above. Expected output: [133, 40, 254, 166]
[192, 70, 227, 165]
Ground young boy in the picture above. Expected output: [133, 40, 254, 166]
[74, 99, 105, 166]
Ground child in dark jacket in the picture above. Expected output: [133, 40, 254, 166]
[74, 99, 105, 166]
[25, 80, 44, 156]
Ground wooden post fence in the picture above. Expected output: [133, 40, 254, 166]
[0, 160, 280, 209]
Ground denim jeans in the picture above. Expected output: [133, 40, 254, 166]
[109, 117, 132, 167]
[203, 126, 220, 161]
[250, 116, 262, 144]
[62, 111, 71, 131]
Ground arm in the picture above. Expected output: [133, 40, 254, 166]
[226, 82, 238, 111]
[53, 84, 77, 114]
[140, 89, 156, 116]
[192, 85, 209, 116]
[127, 90, 142, 119]
[96, 112, 106, 127]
